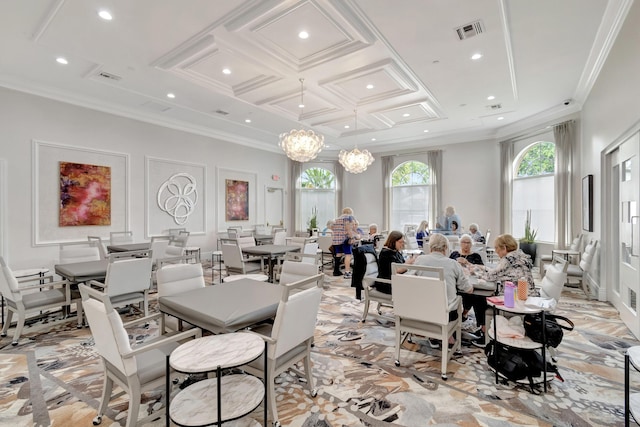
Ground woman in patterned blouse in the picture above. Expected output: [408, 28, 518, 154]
[476, 233, 535, 291]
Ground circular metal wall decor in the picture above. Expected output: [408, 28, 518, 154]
[157, 173, 198, 225]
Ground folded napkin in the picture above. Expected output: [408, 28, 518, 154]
[524, 296, 557, 311]
[487, 296, 504, 305]
[492, 314, 525, 339]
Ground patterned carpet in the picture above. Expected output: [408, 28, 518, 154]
[0, 265, 637, 426]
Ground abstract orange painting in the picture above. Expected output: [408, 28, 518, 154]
[225, 179, 249, 221]
[59, 162, 111, 226]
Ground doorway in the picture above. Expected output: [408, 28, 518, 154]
[607, 131, 640, 338]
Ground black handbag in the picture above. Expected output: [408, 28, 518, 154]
[523, 313, 574, 348]
[485, 341, 531, 381]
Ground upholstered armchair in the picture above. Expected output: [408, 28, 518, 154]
[0, 256, 71, 346]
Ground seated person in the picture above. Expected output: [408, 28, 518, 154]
[475, 233, 535, 292]
[450, 220, 460, 236]
[444, 205, 462, 233]
[450, 234, 486, 345]
[361, 223, 381, 248]
[332, 207, 356, 278]
[374, 231, 416, 294]
[410, 233, 473, 346]
[468, 223, 485, 243]
[416, 220, 429, 247]
[321, 220, 335, 236]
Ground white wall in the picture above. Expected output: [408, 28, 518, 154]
[580, 0, 640, 296]
[0, 87, 288, 269]
[343, 139, 501, 239]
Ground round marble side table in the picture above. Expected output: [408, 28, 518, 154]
[167, 332, 267, 427]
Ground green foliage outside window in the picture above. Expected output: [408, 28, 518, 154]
[516, 142, 555, 177]
[392, 161, 430, 186]
[301, 167, 335, 189]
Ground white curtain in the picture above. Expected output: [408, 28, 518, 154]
[334, 161, 344, 211]
[381, 155, 393, 231]
[288, 159, 302, 235]
[500, 140, 515, 233]
[554, 120, 576, 248]
[427, 150, 442, 228]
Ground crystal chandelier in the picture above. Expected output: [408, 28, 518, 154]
[279, 78, 324, 162]
[339, 109, 374, 174]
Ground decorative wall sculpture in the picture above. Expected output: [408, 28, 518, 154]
[157, 172, 198, 225]
[59, 161, 111, 226]
[225, 179, 249, 221]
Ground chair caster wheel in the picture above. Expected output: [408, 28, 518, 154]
[441, 374, 448, 381]
[0, 332, 6, 337]
[273, 421, 281, 427]
[311, 389, 318, 398]
[11, 341, 18, 346]
[394, 360, 400, 367]
[172, 378, 180, 385]
[93, 415, 102, 425]
[77, 325, 83, 329]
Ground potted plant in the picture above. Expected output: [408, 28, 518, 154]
[307, 206, 318, 237]
[519, 210, 538, 264]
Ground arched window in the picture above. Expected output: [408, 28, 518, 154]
[512, 141, 555, 242]
[299, 167, 336, 231]
[390, 161, 431, 231]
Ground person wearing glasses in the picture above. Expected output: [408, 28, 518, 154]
[450, 234, 486, 347]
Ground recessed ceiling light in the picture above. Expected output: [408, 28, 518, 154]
[222, 68, 231, 75]
[366, 84, 374, 89]
[487, 95, 495, 100]
[166, 93, 175, 99]
[402, 113, 410, 117]
[424, 130, 429, 133]
[298, 31, 309, 39]
[497, 116, 504, 120]
[344, 125, 350, 129]
[98, 10, 112, 20]
[298, 103, 304, 108]
[371, 138, 376, 141]
[245, 119, 251, 123]
[471, 53, 483, 60]
[56, 57, 68, 65]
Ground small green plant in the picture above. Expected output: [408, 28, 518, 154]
[520, 210, 537, 243]
[308, 206, 318, 230]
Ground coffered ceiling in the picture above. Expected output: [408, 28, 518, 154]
[0, 0, 632, 155]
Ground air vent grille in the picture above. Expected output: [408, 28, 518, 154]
[455, 20, 484, 40]
[97, 71, 122, 81]
[487, 103, 502, 110]
[215, 109, 229, 116]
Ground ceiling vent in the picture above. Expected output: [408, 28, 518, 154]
[455, 20, 484, 40]
[215, 109, 229, 116]
[97, 71, 122, 81]
[486, 103, 502, 110]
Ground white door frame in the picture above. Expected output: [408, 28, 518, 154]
[602, 119, 640, 338]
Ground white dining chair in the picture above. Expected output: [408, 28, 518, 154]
[243, 274, 322, 425]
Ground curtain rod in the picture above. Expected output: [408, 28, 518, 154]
[501, 119, 575, 144]
[382, 149, 440, 158]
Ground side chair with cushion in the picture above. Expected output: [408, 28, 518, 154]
[392, 263, 462, 380]
[317, 235, 334, 271]
[149, 236, 171, 270]
[272, 230, 287, 245]
[355, 246, 393, 321]
[87, 236, 108, 259]
[278, 253, 321, 286]
[243, 274, 323, 426]
[539, 259, 569, 302]
[156, 263, 205, 332]
[88, 250, 153, 318]
[79, 284, 200, 427]
[220, 241, 264, 278]
[0, 256, 72, 346]
[59, 241, 102, 264]
[110, 231, 134, 245]
[566, 239, 598, 299]
[540, 234, 583, 274]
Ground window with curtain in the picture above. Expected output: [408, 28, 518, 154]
[299, 167, 336, 231]
[512, 141, 555, 242]
[390, 161, 431, 231]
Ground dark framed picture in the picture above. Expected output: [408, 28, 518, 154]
[582, 174, 593, 232]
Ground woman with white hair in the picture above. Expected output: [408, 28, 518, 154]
[468, 223, 485, 243]
[411, 233, 473, 347]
